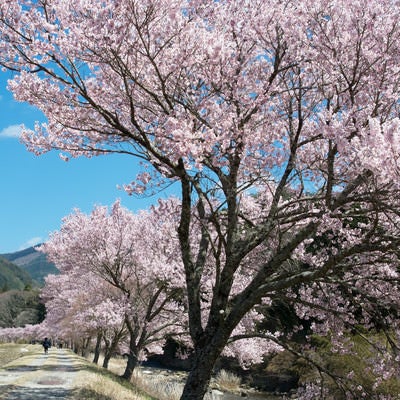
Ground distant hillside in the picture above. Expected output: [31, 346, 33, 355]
[0, 257, 35, 292]
[1, 246, 58, 285]
[0, 289, 45, 328]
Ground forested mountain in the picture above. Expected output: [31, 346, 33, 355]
[1, 246, 58, 285]
[0, 257, 35, 292]
[0, 247, 56, 328]
[0, 289, 45, 328]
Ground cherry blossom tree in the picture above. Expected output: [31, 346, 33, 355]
[41, 271, 127, 366]
[0, 321, 53, 345]
[39, 199, 186, 380]
[1, 0, 400, 398]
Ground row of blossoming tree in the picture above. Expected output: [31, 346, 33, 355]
[0, 199, 280, 380]
[39, 199, 187, 380]
[1, 0, 400, 398]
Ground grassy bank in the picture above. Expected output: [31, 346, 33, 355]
[88, 354, 251, 400]
[0, 342, 39, 366]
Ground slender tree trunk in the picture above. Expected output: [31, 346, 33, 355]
[103, 352, 112, 369]
[102, 334, 121, 369]
[92, 332, 102, 364]
[81, 336, 91, 357]
[121, 328, 139, 380]
[102, 336, 111, 368]
[102, 340, 111, 369]
[73, 341, 79, 354]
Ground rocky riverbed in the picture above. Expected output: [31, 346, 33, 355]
[139, 365, 291, 400]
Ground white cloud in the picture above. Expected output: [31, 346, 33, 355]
[0, 124, 23, 138]
[19, 237, 43, 250]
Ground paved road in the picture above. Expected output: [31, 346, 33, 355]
[0, 348, 79, 400]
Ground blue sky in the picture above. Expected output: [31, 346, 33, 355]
[0, 70, 175, 254]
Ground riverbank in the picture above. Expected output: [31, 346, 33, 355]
[97, 354, 289, 400]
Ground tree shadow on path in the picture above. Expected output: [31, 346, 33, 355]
[0, 385, 73, 400]
[5, 364, 80, 373]
[0, 349, 114, 400]
[0, 384, 114, 400]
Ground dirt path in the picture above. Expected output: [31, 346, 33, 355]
[0, 348, 80, 400]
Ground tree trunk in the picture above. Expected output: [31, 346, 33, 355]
[73, 341, 79, 354]
[102, 336, 111, 368]
[92, 332, 102, 364]
[103, 352, 112, 369]
[81, 336, 91, 358]
[121, 340, 139, 381]
[102, 343, 113, 369]
[121, 350, 138, 381]
[121, 330, 139, 380]
[180, 334, 226, 400]
[103, 334, 121, 369]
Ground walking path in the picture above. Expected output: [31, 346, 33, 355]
[0, 346, 283, 400]
[0, 348, 80, 400]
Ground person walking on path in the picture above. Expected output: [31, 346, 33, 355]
[42, 337, 51, 354]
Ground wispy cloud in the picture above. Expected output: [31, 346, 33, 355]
[0, 124, 23, 138]
[19, 237, 43, 250]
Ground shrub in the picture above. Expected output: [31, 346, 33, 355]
[215, 369, 241, 392]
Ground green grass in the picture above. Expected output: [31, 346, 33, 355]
[70, 359, 156, 400]
[0, 342, 38, 366]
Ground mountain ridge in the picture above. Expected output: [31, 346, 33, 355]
[1, 246, 58, 285]
[0, 257, 34, 291]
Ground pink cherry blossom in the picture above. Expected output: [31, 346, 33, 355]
[1, 1, 400, 398]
